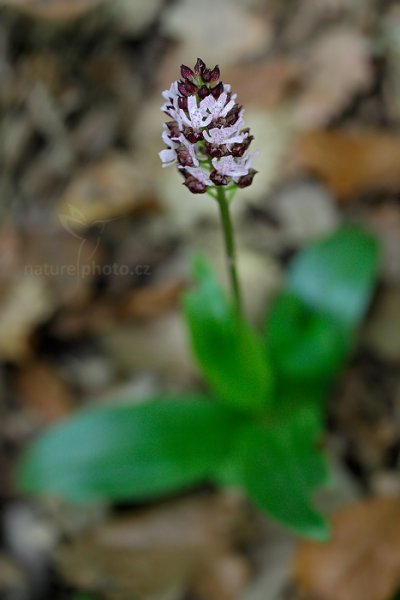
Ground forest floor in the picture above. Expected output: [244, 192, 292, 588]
[1, 1, 400, 599]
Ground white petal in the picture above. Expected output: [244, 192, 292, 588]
[200, 95, 215, 112]
[187, 96, 205, 129]
[214, 93, 228, 115]
[225, 135, 247, 145]
[221, 99, 236, 117]
[179, 109, 192, 128]
[212, 156, 231, 175]
[162, 81, 179, 101]
[202, 130, 214, 143]
[180, 135, 200, 166]
[204, 127, 247, 146]
[187, 95, 198, 117]
[212, 156, 248, 177]
[159, 149, 176, 166]
[162, 130, 172, 146]
[185, 166, 212, 186]
[206, 128, 226, 144]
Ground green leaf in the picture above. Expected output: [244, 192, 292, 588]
[16, 396, 238, 503]
[274, 382, 329, 490]
[265, 291, 350, 380]
[183, 256, 274, 413]
[238, 386, 329, 540]
[286, 226, 379, 328]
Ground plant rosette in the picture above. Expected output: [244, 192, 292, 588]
[16, 60, 380, 541]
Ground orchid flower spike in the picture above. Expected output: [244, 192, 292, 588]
[159, 58, 258, 194]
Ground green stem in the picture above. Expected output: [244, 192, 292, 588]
[216, 186, 243, 317]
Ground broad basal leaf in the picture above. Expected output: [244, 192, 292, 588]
[237, 386, 329, 540]
[265, 291, 350, 380]
[286, 226, 379, 328]
[17, 395, 238, 502]
[183, 256, 273, 413]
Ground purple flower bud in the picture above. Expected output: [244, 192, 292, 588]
[231, 133, 254, 157]
[210, 65, 220, 82]
[181, 64, 195, 80]
[237, 169, 258, 188]
[206, 143, 227, 158]
[183, 174, 207, 194]
[211, 82, 224, 99]
[194, 58, 206, 75]
[210, 170, 230, 186]
[202, 68, 212, 83]
[225, 105, 242, 125]
[212, 117, 227, 128]
[198, 85, 210, 99]
[178, 81, 191, 97]
[166, 121, 181, 138]
[186, 81, 198, 95]
[178, 81, 198, 97]
[176, 147, 195, 167]
[184, 127, 202, 143]
[178, 97, 188, 110]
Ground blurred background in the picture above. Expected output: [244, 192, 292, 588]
[1, 0, 400, 599]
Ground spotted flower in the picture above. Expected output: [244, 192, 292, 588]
[203, 125, 247, 146]
[179, 96, 213, 130]
[159, 58, 257, 194]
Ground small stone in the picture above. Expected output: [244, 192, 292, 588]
[270, 179, 340, 246]
[100, 313, 197, 384]
[105, 0, 165, 36]
[370, 472, 400, 497]
[363, 287, 400, 362]
[0, 276, 53, 361]
[161, 0, 271, 67]
[57, 154, 156, 227]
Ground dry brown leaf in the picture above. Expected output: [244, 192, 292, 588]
[363, 287, 400, 362]
[161, 0, 271, 69]
[363, 203, 400, 285]
[50, 279, 185, 338]
[0, 0, 104, 20]
[0, 555, 25, 595]
[118, 280, 186, 321]
[22, 230, 99, 309]
[103, 0, 165, 37]
[51, 301, 117, 339]
[294, 497, 400, 600]
[382, 5, 400, 122]
[292, 27, 372, 128]
[295, 129, 400, 200]
[100, 313, 196, 383]
[191, 553, 251, 600]
[0, 225, 22, 279]
[223, 57, 299, 110]
[0, 277, 53, 361]
[57, 154, 157, 228]
[58, 493, 247, 600]
[13, 360, 73, 424]
[279, 0, 375, 51]
[332, 360, 397, 472]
